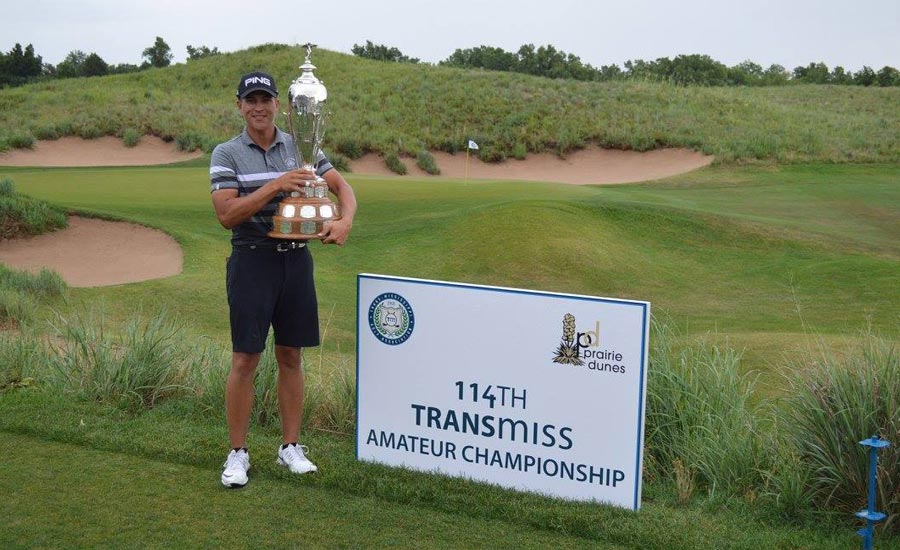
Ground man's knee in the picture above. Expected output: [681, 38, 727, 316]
[275, 345, 301, 371]
[231, 352, 261, 380]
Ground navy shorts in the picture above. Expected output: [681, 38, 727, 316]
[226, 245, 320, 353]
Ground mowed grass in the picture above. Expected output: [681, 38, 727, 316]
[3, 432, 611, 550]
[0, 392, 857, 550]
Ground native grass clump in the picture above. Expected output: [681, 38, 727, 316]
[0, 302, 357, 433]
[644, 320, 899, 532]
[384, 152, 408, 175]
[0, 177, 67, 239]
[645, 320, 768, 498]
[778, 330, 899, 531]
[46, 308, 194, 410]
[415, 150, 440, 175]
[0, 265, 66, 329]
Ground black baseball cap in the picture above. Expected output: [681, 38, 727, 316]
[236, 71, 278, 99]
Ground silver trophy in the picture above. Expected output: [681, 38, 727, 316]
[269, 43, 342, 240]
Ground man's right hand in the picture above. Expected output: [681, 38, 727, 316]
[271, 168, 318, 194]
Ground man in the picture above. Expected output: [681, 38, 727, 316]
[210, 71, 356, 488]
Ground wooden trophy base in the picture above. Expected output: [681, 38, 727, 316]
[267, 191, 342, 240]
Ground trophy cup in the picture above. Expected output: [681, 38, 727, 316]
[268, 43, 342, 240]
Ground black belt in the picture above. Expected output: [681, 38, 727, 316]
[233, 241, 307, 252]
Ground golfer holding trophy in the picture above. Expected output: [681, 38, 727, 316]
[210, 44, 356, 488]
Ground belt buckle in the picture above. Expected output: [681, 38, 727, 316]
[276, 241, 303, 252]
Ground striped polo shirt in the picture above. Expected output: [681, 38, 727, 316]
[210, 127, 333, 246]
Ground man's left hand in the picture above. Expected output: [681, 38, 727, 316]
[319, 217, 353, 245]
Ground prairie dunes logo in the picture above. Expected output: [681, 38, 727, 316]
[552, 313, 627, 374]
[368, 293, 415, 345]
[552, 313, 584, 365]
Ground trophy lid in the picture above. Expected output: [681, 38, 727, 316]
[289, 43, 327, 104]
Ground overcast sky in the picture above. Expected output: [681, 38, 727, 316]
[3, 0, 898, 72]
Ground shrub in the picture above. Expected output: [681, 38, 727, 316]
[328, 152, 351, 173]
[415, 150, 440, 175]
[202, 136, 224, 154]
[54, 121, 74, 136]
[33, 125, 60, 141]
[77, 124, 103, 140]
[335, 139, 366, 160]
[781, 331, 899, 531]
[478, 145, 506, 163]
[122, 128, 141, 147]
[7, 133, 34, 149]
[384, 152, 407, 175]
[512, 142, 528, 160]
[175, 132, 203, 152]
[437, 139, 461, 154]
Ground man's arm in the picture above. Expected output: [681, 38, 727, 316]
[319, 169, 357, 245]
[211, 169, 317, 229]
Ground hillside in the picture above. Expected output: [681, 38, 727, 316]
[0, 43, 898, 163]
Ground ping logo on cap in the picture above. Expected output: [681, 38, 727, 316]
[237, 71, 278, 98]
[245, 76, 271, 87]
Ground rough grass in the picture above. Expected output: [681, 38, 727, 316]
[0, 45, 897, 163]
[781, 330, 899, 530]
[0, 177, 67, 239]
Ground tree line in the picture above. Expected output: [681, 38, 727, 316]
[0, 37, 219, 87]
[353, 41, 900, 87]
[4, 38, 897, 88]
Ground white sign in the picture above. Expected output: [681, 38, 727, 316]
[357, 274, 650, 510]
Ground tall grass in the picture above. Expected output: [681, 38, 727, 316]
[780, 330, 899, 531]
[0, 177, 67, 239]
[48, 308, 192, 410]
[645, 320, 769, 498]
[0, 264, 66, 327]
[415, 150, 441, 175]
[34, 305, 357, 432]
[1, 297, 896, 532]
[384, 152, 407, 175]
[192, 337, 356, 434]
[1, 45, 897, 163]
[0, 264, 67, 298]
[0, 330, 48, 390]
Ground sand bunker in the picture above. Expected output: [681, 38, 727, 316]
[0, 217, 183, 288]
[0, 138, 711, 287]
[350, 147, 712, 184]
[0, 136, 202, 167]
[0, 136, 711, 184]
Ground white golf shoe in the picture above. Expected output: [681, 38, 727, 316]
[221, 449, 250, 488]
[276, 443, 318, 474]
